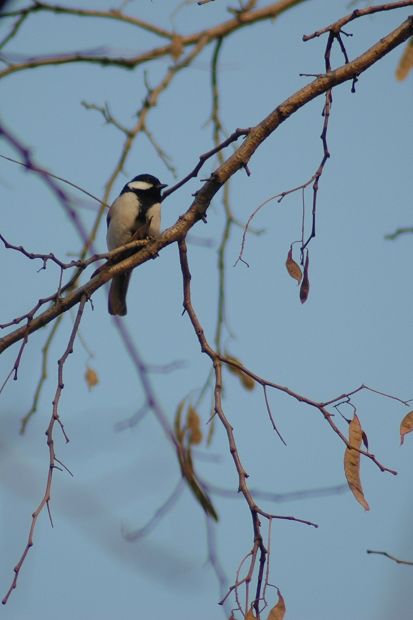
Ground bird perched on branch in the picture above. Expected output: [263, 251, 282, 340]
[106, 173, 167, 316]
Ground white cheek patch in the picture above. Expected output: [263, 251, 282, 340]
[128, 181, 153, 191]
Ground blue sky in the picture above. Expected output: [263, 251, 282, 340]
[0, 1, 412, 619]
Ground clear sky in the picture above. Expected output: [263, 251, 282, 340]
[0, 1, 412, 619]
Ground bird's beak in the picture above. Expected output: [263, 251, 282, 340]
[158, 183, 168, 190]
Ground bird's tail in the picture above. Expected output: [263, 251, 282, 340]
[108, 270, 132, 316]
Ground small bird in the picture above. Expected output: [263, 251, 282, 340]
[106, 173, 167, 316]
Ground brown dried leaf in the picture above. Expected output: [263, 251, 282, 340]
[174, 399, 186, 444]
[245, 610, 257, 620]
[226, 354, 243, 375]
[400, 410, 413, 445]
[226, 354, 255, 391]
[285, 246, 302, 284]
[344, 414, 370, 511]
[299, 252, 310, 304]
[396, 37, 413, 81]
[190, 427, 203, 445]
[85, 366, 99, 390]
[170, 34, 184, 61]
[267, 589, 286, 620]
[187, 405, 203, 445]
[182, 448, 219, 521]
[240, 372, 255, 391]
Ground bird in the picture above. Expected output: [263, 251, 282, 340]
[106, 173, 167, 316]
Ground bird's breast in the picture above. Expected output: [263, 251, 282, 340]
[107, 194, 141, 250]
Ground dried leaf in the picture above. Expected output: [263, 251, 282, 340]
[285, 246, 302, 284]
[299, 252, 310, 303]
[174, 399, 186, 444]
[179, 447, 219, 521]
[189, 427, 203, 445]
[361, 430, 369, 450]
[344, 414, 370, 511]
[187, 405, 203, 445]
[245, 610, 257, 620]
[170, 34, 184, 61]
[267, 589, 286, 620]
[240, 372, 256, 391]
[85, 366, 99, 390]
[400, 410, 413, 445]
[226, 354, 255, 391]
[396, 37, 413, 81]
[226, 354, 243, 375]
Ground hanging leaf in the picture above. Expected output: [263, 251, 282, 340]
[267, 589, 286, 620]
[240, 372, 255, 391]
[400, 410, 413, 445]
[225, 354, 255, 391]
[187, 405, 203, 445]
[226, 354, 244, 379]
[361, 430, 369, 450]
[174, 400, 217, 519]
[174, 399, 186, 444]
[396, 37, 413, 81]
[85, 366, 99, 390]
[179, 447, 219, 521]
[344, 414, 370, 511]
[245, 609, 257, 619]
[299, 252, 310, 304]
[285, 246, 302, 284]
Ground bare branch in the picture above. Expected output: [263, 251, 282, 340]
[123, 479, 185, 540]
[366, 549, 413, 566]
[0, 1, 308, 80]
[220, 356, 398, 475]
[385, 226, 413, 240]
[303, 1, 413, 41]
[163, 128, 250, 199]
[178, 236, 318, 531]
[2, 295, 87, 605]
[1, 2, 174, 39]
[20, 316, 63, 433]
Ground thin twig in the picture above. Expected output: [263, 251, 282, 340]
[2, 295, 87, 605]
[303, 1, 413, 41]
[219, 355, 398, 475]
[366, 549, 413, 566]
[123, 479, 185, 540]
[20, 315, 64, 433]
[0, 1, 309, 80]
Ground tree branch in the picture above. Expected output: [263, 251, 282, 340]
[1, 16, 412, 354]
[0, 0, 307, 80]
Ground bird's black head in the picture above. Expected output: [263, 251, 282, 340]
[121, 173, 167, 202]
